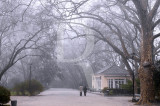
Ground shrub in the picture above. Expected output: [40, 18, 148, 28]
[0, 86, 10, 105]
[102, 87, 108, 93]
[121, 79, 140, 93]
[109, 90, 113, 95]
[121, 80, 132, 90]
[13, 79, 43, 96]
[27, 80, 43, 95]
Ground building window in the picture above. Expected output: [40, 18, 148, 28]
[96, 77, 101, 90]
[109, 79, 113, 88]
[108, 79, 125, 89]
[115, 79, 125, 89]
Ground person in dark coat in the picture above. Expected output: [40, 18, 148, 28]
[83, 86, 87, 96]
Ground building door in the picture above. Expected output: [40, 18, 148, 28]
[96, 77, 101, 90]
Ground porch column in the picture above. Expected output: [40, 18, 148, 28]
[113, 79, 115, 88]
[124, 78, 127, 84]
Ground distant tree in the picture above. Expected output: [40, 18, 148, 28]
[0, 0, 60, 82]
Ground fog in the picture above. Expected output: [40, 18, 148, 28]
[0, 0, 159, 91]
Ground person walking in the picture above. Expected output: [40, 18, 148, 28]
[79, 85, 83, 96]
[83, 86, 87, 96]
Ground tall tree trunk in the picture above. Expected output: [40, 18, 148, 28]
[137, 24, 155, 104]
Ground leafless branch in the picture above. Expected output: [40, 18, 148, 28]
[152, 32, 160, 41]
[148, 0, 160, 21]
[21, 0, 34, 22]
[152, 19, 160, 29]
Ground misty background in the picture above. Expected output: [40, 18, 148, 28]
[0, 0, 159, 90]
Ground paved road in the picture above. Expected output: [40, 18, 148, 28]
[10, 88, 135, 106]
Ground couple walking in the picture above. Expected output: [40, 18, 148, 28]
[79, 86, 87, 96]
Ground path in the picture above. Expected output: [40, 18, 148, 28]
[10, 88, 135, 106]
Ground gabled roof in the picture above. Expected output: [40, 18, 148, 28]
[96, 64, 130, 76]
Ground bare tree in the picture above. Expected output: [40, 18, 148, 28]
[46, 0, 160, 104]
[0, 0, 58, 82]
[118, 0, 160, 104]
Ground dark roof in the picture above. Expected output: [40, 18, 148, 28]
[96, 65, 130, 76]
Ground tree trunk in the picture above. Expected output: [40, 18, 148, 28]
[0, 66, 10, 82]
[137, 25, 155, 104]
[138, 66, 155, 104]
